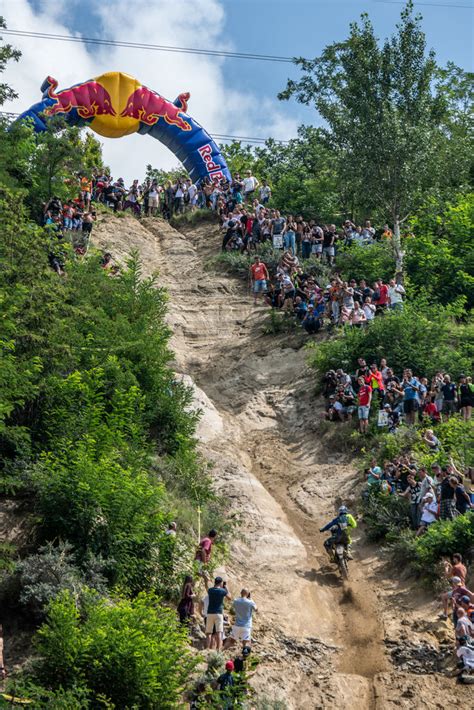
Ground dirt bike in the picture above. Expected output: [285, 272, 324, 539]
[333, 542, 349, 579]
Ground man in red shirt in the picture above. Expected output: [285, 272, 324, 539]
[249, 256, 269, 306]
[357, 376, 372, 434]
[376, 278, 389, 311]
[195, 529, 217, 583]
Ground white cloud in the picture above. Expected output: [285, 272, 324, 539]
[3, 0, 298, 182]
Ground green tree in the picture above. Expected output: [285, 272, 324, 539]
[0, 17, 21, 106]
[33, 590, 196, 709]
[279, 1, 459, 268]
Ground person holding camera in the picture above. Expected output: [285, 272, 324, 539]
[224, 588, 257, 651]
[205, 576, 232, 651]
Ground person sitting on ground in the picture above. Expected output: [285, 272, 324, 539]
[456, 607, 474, 641]
[302, 303, 322, 334]
[423, 396, 441, 424]
[320, 505, 357, 559]
[423, 429, 440, 451]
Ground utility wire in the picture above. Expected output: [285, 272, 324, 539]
[0, 112, 290, 145]
[1, 29, 296, 63]
[374, 1, 473, 8]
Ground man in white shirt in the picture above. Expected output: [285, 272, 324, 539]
[388, 279, 406, 311]
[259, 180, 271, 204]
[243, 170, 259, 201]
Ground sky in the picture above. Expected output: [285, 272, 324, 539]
[2, 0, 473, 182]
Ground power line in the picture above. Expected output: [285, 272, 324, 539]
[0, 111, 290, 145]
[1, 29, 296, 63]
[374, 1, 473, 8]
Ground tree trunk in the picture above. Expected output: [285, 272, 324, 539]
[392, 216, 404, 279]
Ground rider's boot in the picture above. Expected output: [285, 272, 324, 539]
[346, 544, 353, 560]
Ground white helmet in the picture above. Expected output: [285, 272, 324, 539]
[339, 505, 348, 514]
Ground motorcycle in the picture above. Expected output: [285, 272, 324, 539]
[333, 541, 349, 579]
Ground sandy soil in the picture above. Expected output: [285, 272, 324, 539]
[92, 213, 470, 708]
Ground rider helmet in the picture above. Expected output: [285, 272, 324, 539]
[338, 505, 348, 514]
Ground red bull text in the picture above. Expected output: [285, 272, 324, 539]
[198, 143, 225, 183]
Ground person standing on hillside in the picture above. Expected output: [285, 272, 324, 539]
[195, 529, 217, 583]
[224, 588, 257, 650]
[249, 256, 269, 306]
[357, 376, 372, 434]
[242, 170, 259, 201]
[206, 577, 232, 651]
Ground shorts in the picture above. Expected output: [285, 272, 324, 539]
[231, 625, 252, 642]
[403, 399, 418, 414]
[149, 196, 159, 208]
[358, 406, 370, 420]
[284, 289, 295, 301]
[81, 190, 91, 201]
[323, 246, 335, 257]
[442, 400, 456, 414]
[312, 244, 323, 254]
[82, 223, 92, 234]
[253, 279, 267, 293]
[205, 613, 224, 635]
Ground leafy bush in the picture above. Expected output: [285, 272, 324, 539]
[388, 514, 474, 583]
[32, 590, 196, 709]
[15, 542, 108, 618]
[362, 488, 411, 541]
[336, 242, 396, 284]
[308, 301, 473, 380]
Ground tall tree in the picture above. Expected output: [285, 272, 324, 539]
[279, 1, 449, 269]
[0, 17, 21, 106]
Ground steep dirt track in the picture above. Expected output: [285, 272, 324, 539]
[93, 214, 470, 709]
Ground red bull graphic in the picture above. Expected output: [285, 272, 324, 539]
[43, 76, 116, 119]
[13, 71, 231, 185]
[120, 86, 191, 131]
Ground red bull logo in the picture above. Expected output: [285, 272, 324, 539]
[43, 76, 116, 119]
[120, 86, 191, 131]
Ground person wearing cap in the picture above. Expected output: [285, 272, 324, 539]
[416, 492, 438, 536]
[205, 576, 232, 651]
[216, 660, 235, 706]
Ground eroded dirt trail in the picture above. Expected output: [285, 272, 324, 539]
[93, 214, 470, 709]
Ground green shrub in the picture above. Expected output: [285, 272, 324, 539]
[388, 514, 474, 583]
[336, 242, 396, 284]
[15, 542, 108, 618]
[362, 488, 411, 541]
[32, 590, 196, 709]
[308, 302, 473, 380]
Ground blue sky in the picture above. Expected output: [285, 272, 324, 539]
[6, 0, 473, 179]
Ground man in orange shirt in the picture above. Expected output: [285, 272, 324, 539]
[249, 255, 269, 306]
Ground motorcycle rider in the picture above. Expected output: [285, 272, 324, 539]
[320, 506, 357, 559]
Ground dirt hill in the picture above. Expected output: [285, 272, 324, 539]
[92, 212, 470, 709]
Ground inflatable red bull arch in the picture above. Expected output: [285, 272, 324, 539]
[14, 71, 231, 184]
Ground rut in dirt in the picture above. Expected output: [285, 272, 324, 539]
[153, 220, 388, 677]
